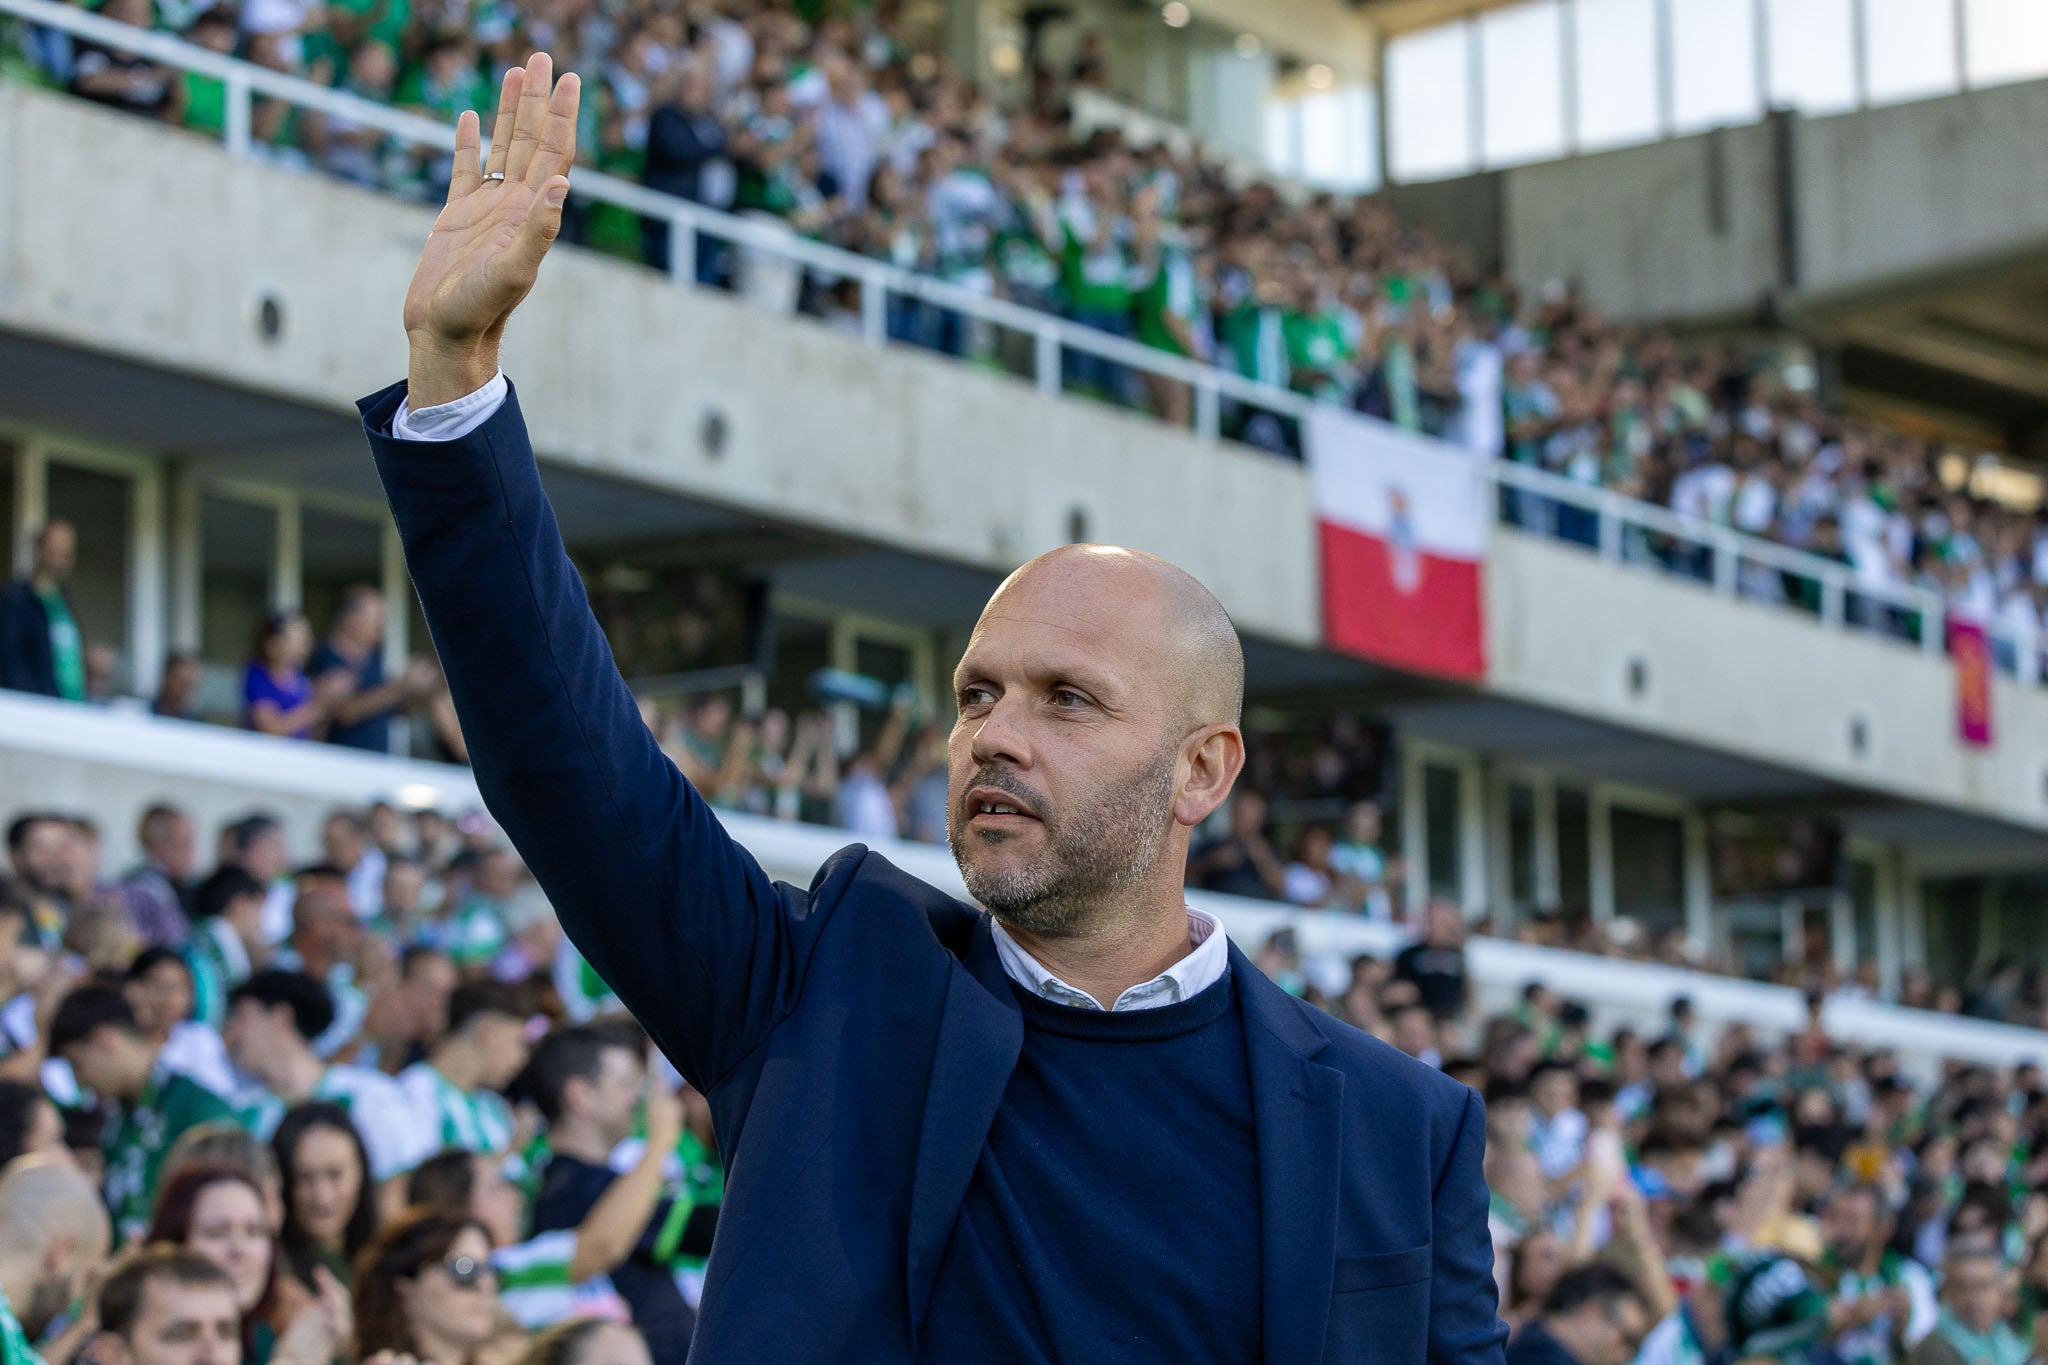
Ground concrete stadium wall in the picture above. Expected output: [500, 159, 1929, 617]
[0, 84, 1320, 649]
[1488, 530, 2048, 830]
[1500, 121, 1784, 323]
[0, 690, 479, 869]
[1793, 77, 2048, 296]
[1495, 77, 2048, 321]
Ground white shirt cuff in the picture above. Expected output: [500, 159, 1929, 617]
[391, 370, 509, 442]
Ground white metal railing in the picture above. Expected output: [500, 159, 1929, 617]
[3, 0, 2038, 681]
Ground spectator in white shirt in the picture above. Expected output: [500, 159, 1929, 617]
[810, 49, 889, 209]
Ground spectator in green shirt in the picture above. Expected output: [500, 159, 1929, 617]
[0, 520, 85, 701]
[0, 1156, 111, 1365]
[176, 9, 239, 139]
[49, 983, 237, 1243]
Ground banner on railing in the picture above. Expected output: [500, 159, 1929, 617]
[1951, 618, 1993, 747]
[1305, 408, 1489, 681]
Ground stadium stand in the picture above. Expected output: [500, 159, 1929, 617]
[0, 0, 2046, 1361]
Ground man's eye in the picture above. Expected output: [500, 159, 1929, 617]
[958, 687, 992, 707]
[1051, 689, 1085, 707]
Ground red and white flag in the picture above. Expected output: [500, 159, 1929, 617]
[1305, 407, 1489, 681]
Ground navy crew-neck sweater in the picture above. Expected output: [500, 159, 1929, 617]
[916, 969, 1262, 1362]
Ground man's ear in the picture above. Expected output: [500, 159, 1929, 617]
[1174, 724, 1245, 829]
[561, 1074, 590, 1116]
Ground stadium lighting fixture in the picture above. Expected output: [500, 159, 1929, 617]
[1306, 62, 1334, 90]
[1161, 3, 1190, 28]
[1235, 32, 1262, 57]
[393, 782, 446, 810]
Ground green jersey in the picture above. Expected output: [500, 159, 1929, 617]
[399, 1062, 514, 1155]
[441, 896, 507, 968]
[0, 1288, 42, 1365]
[1059, 219, 1134, 316]
[1134, 246, 1198, 357]
[184, 918, 250, 1030]
[241, 1064, 427, 1181]
[38, 589, 83, 702]
[493, 1230, 632, 1329]
[104, 1062, 237, 1242]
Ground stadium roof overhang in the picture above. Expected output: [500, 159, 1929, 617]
[1788, 244, 2048, 469]
[3, 327, 2038, 873]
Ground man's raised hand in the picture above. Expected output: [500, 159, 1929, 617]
[403, 52, 580, 408]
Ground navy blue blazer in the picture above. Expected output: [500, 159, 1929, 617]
[361, 378, 1507, 1365]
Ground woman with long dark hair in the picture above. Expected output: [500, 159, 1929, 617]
[352, 1210, 501, 1365]
[146, 1163, 351, 1365]
[272, 1102, 379, 1289]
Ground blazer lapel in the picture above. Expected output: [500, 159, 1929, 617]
[1237, 949, 1345, 1365]
[904, 918, 1023, 1333]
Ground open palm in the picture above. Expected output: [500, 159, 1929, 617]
[403, 52, 581, 349]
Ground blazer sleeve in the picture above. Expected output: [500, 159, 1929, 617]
[1429, 1087, 1509, 1365]
[360, 377, 826, 1089]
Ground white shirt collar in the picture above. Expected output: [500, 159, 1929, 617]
[989, 905, 1229, 1012]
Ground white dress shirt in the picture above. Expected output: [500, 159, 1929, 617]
[991, 905, 1229, 1012]
[390, 379, 1233, 1013]
[391, 371, 509, 441]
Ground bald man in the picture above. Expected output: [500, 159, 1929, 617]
[357, 53, 1503, 1365]
[0, 1155, 111, 1361]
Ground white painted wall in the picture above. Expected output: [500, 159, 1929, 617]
[1488, 530, 2048, 830]
[1497, 74, 2048, 320]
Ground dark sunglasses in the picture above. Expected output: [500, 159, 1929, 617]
[442, 1255, 496, 1290]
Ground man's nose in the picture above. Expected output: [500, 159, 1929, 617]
[967, 697, 1031, 769]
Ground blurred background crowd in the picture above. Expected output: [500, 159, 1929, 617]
[6, 0, 2048, 660]
[0, 793, 2027, 1364]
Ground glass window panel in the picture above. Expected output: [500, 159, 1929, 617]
[1265, 99, 1300, 177]
[1850, 858, 1878, 967]
[1388, 22, 1475, 182]
[1423, 763, 1462, 903]
[1611, 805, 1686, 941]
[1507, 782, 1537, 911]
[43, 460, 131, 693]
[1556, 786, 1590, 913]
[1480, 1, 1566, 166]
[1572, 0, 1661, 150]
[1300, 86, 1379, 191]
[0, 442, 16, 582]
[300, 505, 384, 648]
[1963, 0, 2048, 87]
[1766, 0, 1856, 113]
[1670, 0, 1761, 133]
[198, 494, 276, 722]
[1865, 0, 1959, 104]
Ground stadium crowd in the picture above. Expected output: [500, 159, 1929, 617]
[0, 790, 2024, 1364]
[5, 533, 2041, 1027]
[7, 0, 2048, 661]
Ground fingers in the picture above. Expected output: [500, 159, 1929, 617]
[503, 51, 554, 185]
[482, 65, 522, 178]
[511, 174, 570, 275]
[523, 70, 581, 189]
[446, 110, 482, 204]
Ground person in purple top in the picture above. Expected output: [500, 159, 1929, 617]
[242, 610, 337, 741]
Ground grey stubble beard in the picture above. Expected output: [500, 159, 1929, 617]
[948, 746, 1180, 938]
